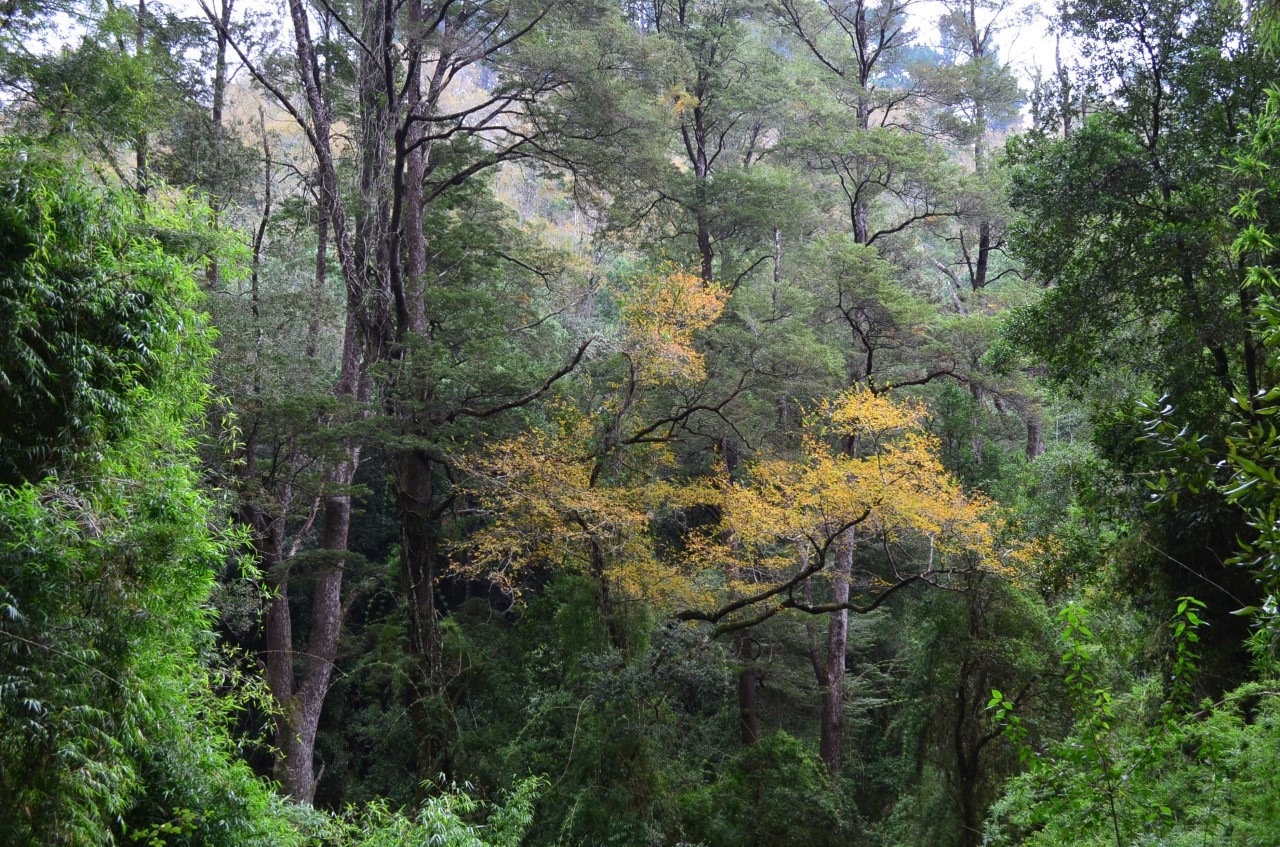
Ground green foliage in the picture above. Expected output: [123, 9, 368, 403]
[1213, 87, 1280, 631]
[980, 598, 1274, 847]
[1003, 112, 1236, 418]
[0, 141, 215, 484]
[998, 0, 1278, 704]
[986, 674, 1280, 847]
[870, 580, 1057, 847]
[21, 3, 1274, 847]
[0, 142, 294, 846]
[1137, 87, 1280, 632]
[1, 0, 222, 177]
[432, 577, 747, 847]
[287, 777, 545, 847]
[677, 731, 854, 847]
[1165, 597, 1206, 716]
[1003, 0, 1279, 422]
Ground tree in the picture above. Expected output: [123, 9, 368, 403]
[886, 577, 1055, 847]
[1006, 0, 1273, 409]
[676, 386, 1032, 774]
[457, 266, 732, 637]
[202, 0, 650, 798]
[609, 0, 807, 286]
[1000, 0, 1278, 672]
[775, 0, 959, 245]
[926, 0, 1024, 294]
[1145, 81, 1280, 633]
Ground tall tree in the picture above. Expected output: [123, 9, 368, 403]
[776, 0, 953, 244]
[773, 0, 981, 773]
[1003, 0, 1278, 685]
[205, 0, 659, 798]
[1007, 0, 1274, 418]
[676, 388, 1032, 774]
[929, 0, 1023, 293]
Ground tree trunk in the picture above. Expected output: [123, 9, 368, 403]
[306, 213, 327, 359]
[953, 657, 982, 847]
[205, 0, 232, 289]
[134, 0, 148, 196]
[957, 759, 980, 847]
[736, 633, 759, 745]
[681, 105, 715, 282]
[819, 535, 852, 776]
[772, 227, 782, 286]
[210, 0, 231, 131]
[255, 0, 382, 802]
[392, 0, 446, 784]
[969, 382, 986, 461]
[245, 496, 301, 795]
[973, 220, 991, 290]
[1056, 35, 1073, 137]
[281, 462, 357, 804]
[695, 185, 714, 282]
[1025, 407, 1045, 461]
[970, 26, 992, 292]
[397, 448, 446, 778]
[853, 199, 870, 246]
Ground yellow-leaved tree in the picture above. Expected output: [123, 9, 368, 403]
[455, 268, 1035, 773]
[454, 266, 728, 641]
[676, 386, 1034, 771]
[682, 388, 1021, 630]
[617, 265, 728, 385]
[455, 410, 717, 622]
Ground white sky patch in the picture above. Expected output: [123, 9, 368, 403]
[909, 0, 1075, 89]
[28, 0, 1080, 120]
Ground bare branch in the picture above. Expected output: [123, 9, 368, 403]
[431, 337, 594, 425]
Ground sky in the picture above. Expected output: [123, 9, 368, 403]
[30, 0, 1068, 101]
[911, 0, 1066, 87]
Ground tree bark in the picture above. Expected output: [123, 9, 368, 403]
[819, 534, 852, 776]
[685, 107, 715, 283]
[736, 633, 759, 745]
[1025, 406, 1045, 461]
[134, 0, 148, 196]
[973, 220, 991, 290]
[397, 448, 446, 776]
[289, 458, 357, 803]
[204, 0, 233, 289]
[969, 382, 986, 461]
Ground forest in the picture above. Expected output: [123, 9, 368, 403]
[4, 0, 1280, 843]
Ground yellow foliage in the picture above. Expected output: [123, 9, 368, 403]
[454, 412, 717, 611]
[455, 332, 1042, 629]
[618, 266, 728, 385]
[668, 86, 698, 117]
[819, 386, 927, 444]
[684, 389, 1027, 620]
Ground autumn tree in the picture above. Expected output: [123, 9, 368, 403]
[458, 274, 1032, 772]
[456, 266, 732, 637]
[677, 386, 1029, 773]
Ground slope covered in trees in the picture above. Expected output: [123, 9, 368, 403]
[4, 0, 1280, 844]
